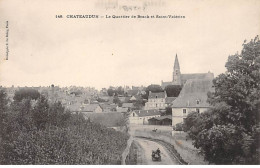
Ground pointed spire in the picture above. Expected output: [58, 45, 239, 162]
[174, 53, 180, 70]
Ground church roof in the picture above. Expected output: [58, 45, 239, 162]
[181, 72, 214, 85]
[172, 79, 214, 108]
[174, 54, 180, 70]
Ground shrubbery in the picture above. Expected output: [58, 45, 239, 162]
[0, 89, 129, 164]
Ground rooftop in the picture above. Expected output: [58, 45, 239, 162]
[148, 91, 167, 99]
[172, 79, 214, 108]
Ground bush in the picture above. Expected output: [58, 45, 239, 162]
[175, 123, 183, 131]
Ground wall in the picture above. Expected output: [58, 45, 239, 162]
[172, 107, 209, 126]
[145, 98, 166, 110]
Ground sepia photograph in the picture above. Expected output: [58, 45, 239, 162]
[0, 0, 259, 165]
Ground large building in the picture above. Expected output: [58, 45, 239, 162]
[171, 79, 214, 126]
[161, 54, 214, 88]
[144, 91, 167, 110]
[129, 109, 161, 125]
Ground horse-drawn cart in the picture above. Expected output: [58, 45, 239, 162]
[152, 150, 161, 161]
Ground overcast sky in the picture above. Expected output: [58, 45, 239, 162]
[0, 0, 260, 90]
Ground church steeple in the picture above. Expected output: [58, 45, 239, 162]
[173, 53, 181, 85]
[174, 54, 180, 70]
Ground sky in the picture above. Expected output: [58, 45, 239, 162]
[0, 0, 260, 90]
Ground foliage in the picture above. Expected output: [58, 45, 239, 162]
[107, 87, 124, 97]
[97, 97, 107, 103]
[164, 85, 182, 97]
[132, 99, 146, 110]
[113, 96, 122, 107]
[183, 36, 260, 164]
[84, 112, 127, 127]
[175, 123, 184, 131]
[13, 88, 40, 102]
[165, 106, 172, 116]
[70, 90, 82, 96]
[0, 89, 129, 165]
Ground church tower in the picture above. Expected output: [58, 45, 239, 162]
[172, 54, 182, 85]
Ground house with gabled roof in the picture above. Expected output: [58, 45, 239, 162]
[144, 91, 167, 110]
[171, 79, 214, 126]
[129, 109, 161, 125]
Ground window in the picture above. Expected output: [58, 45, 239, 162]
[196, 100, 200, 105]
[133, 113, 135, 117]
[156, 96, 158, 98]
[196, 108, 200, 113]
[183, 109, 186, 114]
[156, 104, 157, 107]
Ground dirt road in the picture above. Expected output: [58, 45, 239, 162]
[134, 137, 179, 165]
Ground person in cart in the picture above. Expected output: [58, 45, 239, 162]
[156, 148, 161, 156]
[152, 148, 161, 161]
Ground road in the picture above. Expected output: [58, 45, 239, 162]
[134, 137, 179, 165]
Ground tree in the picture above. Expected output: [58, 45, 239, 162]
[48, 101, 71, 128]
[165, 106, 172, 116]
[113, 96, 122, 107]
[0, 89, 8, 159]
[133, 99, 145, 110]
[107, 88, 116, 96]
[164, 85, 182, 97]
[13, 88, 40, 102]
[116, 86, 124, 95]
[32, 96, 49, 130]
[0, 89, 8, 129]
[186, 36, 260, 164]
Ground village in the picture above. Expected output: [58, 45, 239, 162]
[0, 54, 218, 164]
[2, 54, 214, 129]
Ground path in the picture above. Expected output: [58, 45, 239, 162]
[134, 137, 179, 165]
